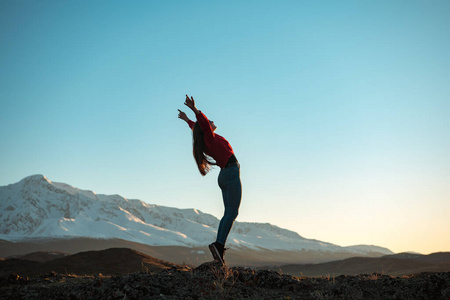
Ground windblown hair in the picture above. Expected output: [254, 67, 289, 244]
[193, 122, 216, 176]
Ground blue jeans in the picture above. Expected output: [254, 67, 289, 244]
[216, 162, 242, 245]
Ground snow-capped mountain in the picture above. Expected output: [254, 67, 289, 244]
[0, 175, 393, 256]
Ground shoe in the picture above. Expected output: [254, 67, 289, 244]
[208, 242, 225, 266]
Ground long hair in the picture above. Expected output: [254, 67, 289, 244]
[193, 122, 215, 176]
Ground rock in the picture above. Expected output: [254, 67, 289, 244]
[7, 273, 29, 284]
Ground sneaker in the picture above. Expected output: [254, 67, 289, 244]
[208, 242, 225, 265]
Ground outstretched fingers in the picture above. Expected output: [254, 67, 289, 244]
[178, 109, 188, 120]
[184, 95, 197, 115]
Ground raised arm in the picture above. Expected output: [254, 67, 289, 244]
[184, 95, 215, 139]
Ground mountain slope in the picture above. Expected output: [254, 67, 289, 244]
[0, 248, 178, 276]
[271, 252, 450, 277]
[0, 175, 393, 256]
[0, 237, 394, 267]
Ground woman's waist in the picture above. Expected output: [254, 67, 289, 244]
[223, 154, 238, 168]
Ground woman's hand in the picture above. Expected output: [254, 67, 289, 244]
[184, 95, 199, 114]
[178, 109, 188, 122]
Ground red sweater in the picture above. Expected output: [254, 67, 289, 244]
[187, 111, 234, 169]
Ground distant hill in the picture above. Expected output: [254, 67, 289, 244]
[0, 248, 179, 276]
[1, 237, 385, 267]
[7, 251, 69, 262]
[386, 252, 450, 264]
[2, 246, 449, 277]
[269, 252, 450, 277]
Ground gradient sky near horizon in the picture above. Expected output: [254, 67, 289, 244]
[1, 1, 449, 254]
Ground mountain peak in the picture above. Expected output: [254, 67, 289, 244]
[23, 174, 47, 180]
[20, 174, 52, 185]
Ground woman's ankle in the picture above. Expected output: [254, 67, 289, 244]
[214, 241, 225, 251]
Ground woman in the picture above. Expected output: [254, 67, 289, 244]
[178, 95, 242, 265]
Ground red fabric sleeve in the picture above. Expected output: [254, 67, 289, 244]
[187, 120, 195, 130]
[196, 111, 215, 141]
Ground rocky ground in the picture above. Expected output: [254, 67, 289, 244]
[1, 262, 450, 300]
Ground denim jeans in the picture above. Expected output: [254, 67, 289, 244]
[216, 162, 242, 245]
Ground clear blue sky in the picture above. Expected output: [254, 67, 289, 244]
[1, 0, 449, 254]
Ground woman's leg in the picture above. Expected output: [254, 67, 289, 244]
[216, 165, 242, 245]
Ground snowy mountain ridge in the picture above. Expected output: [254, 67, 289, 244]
[0, 175, 393, 256]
